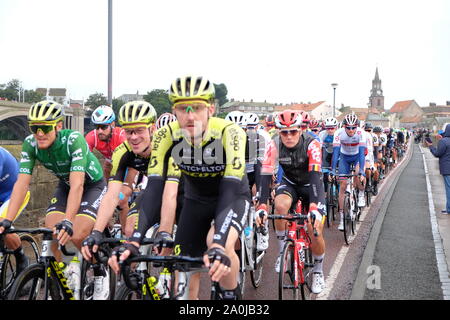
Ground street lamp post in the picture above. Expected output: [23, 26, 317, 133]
[108, 0, 113, 106]
[331, 83, 338, 117]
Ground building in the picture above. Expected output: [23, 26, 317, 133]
[275, 101, 341, 120]
[36, 88, 68, 105]
[421, 102, 450, 119]
[369, 67, 385, 112]
[389, 100, 423, 121]
[220, 99, 276, 118]
[116, 92, 144, 103]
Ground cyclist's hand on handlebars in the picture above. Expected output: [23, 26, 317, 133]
[108, 242, 140, 275]
[308, 209, 324, 235]
[53, 219, 73, 246]
[203, 246, 231, 282]
[358, 172, 365, 184]
[255, 204, 268, 227]
[153, 231, 174, 256]
[0, 219, 12, 234]
[81, 230, 103, 261]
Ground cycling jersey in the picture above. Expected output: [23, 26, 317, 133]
[245, 128, 270, 173]
[19, 129, 104, 185]
[109, 140, 180, 184]
[259, 132, 325, 213]
[332, 127, 366, 175]
[131, 117, 250, 247]
[85, 127, 126, 162]
[0, 147, 19, 204]
[267, 127, 277, 139]
[318, 131, 334, 168]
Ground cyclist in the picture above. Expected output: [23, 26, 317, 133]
[362, 122, 380, 195]
[85, 105, 126, 180]
[226, 111, 271, 251]
[331, 113, 366, 231]
[264, 113, 277, 139]
[373, 126, 387, 179]
[85, 105, 137, 227]
[155, 112, 177, 130]
[0, 147, 31, 274]
[256, 109, 327, 294]
[0, 100, 106, 272]
[108, 76, 249, 300]
[309, 119, 321, 136]
[81, 101, 183, 299]
[319, 117, 338, 196]
[386, 128, 397, 167]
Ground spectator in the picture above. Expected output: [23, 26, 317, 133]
[426, 124, 450, 214]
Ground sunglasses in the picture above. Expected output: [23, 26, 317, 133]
[365, 129, 372, 132]
[124, 127, 148, 136]
[345, 126, 357, 130]
[173, 101, 210, 113]
[29, 124, 56, 134]
[280, 129, 300, 136]
[325, 127, 336, 130]
[96, 124, 110, 131]
[311, 128, 319, 132]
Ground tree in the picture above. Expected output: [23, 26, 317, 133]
[143, 89, 172, 115]
[86, 93, 108, 116]
[112, 98, 125, 118]
[0, 79, 21, 101]
[214, 83, 229, 106]
[24, 89, 45, 103]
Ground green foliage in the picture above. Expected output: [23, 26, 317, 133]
[86, 93, 108, 116]
[24, 89, 45, 103]
[0, 79, 21, 101]
[214, 83, 229, 106]
[143, 89, 172, 116]
[112, 98, 125, 117]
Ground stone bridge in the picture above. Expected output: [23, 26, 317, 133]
[0, 101, 85, 140]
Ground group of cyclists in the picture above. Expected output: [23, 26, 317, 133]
[0, 75, 411, 300]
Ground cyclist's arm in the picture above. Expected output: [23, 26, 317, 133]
[331, 131, 341, 172]
[259, 139, 278, 204]
[92, 181, 122, 233]
[307, 139, 326, 214]
[158, 181, 179, 234]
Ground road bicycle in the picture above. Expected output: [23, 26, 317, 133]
[8, 228, 78, 300]
[323, 167, 338, 228]
[0, 228, 40, 299]
[269, 199, 316, 300]
[337, 166, 361, 245]
[364, 167, 374, 208]
[237, 204, 266, 297]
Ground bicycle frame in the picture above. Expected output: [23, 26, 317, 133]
[241, 206, 265, 274]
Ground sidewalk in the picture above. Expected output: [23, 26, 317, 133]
[420, 144, 450, 295]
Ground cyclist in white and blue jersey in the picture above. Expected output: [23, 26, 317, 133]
[319, 117, 339, 192]
[331, 113, 366, 231]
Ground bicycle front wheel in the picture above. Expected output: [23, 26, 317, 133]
[278, 241, 299, 300]
[7, 264, 62, 300]
[250, 225, 264, 288]
[115, 283, 145, 300]
[343, 195, 352, 245]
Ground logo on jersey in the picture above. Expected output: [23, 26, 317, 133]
[71, 148, 84, 162]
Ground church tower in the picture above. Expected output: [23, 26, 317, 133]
[369, 67, 384, 112]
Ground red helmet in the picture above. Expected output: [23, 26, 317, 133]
[265, 114, 275, 126]
[309, 119, 320, 129]
[275, 110, 303, 129]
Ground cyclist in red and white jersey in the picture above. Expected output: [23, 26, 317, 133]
[85, 105, 126, 180]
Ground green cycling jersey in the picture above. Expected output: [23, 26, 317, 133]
[19, 129, 104, 185]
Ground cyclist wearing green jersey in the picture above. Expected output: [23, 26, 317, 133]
[0, 101, 106, 263]
[109, 76, 250, 300]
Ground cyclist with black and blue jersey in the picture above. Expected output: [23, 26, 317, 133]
[319, 117, 338, 192]
[0, 147, 30, 274]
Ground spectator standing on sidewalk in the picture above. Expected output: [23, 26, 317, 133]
[426, 124, 450, 214]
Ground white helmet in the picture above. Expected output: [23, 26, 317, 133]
[91, 105, 115, 124]
[225, 111, 247, 128]
[155, 113, 177, 130]
[245, 112, 259, 126]
[343, 112, 358, 126]
[324, 117, 338, 127]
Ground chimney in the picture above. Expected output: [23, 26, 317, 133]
[430, 102, 436, 107]
[446, 101, 450, 106]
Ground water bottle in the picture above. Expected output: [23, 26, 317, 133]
[112, 223, 122, 239]
[155, 268, 171, 299]
[64, 256, 81, 300]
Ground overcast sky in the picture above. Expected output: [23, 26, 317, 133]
[1, 0, 449, 110]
